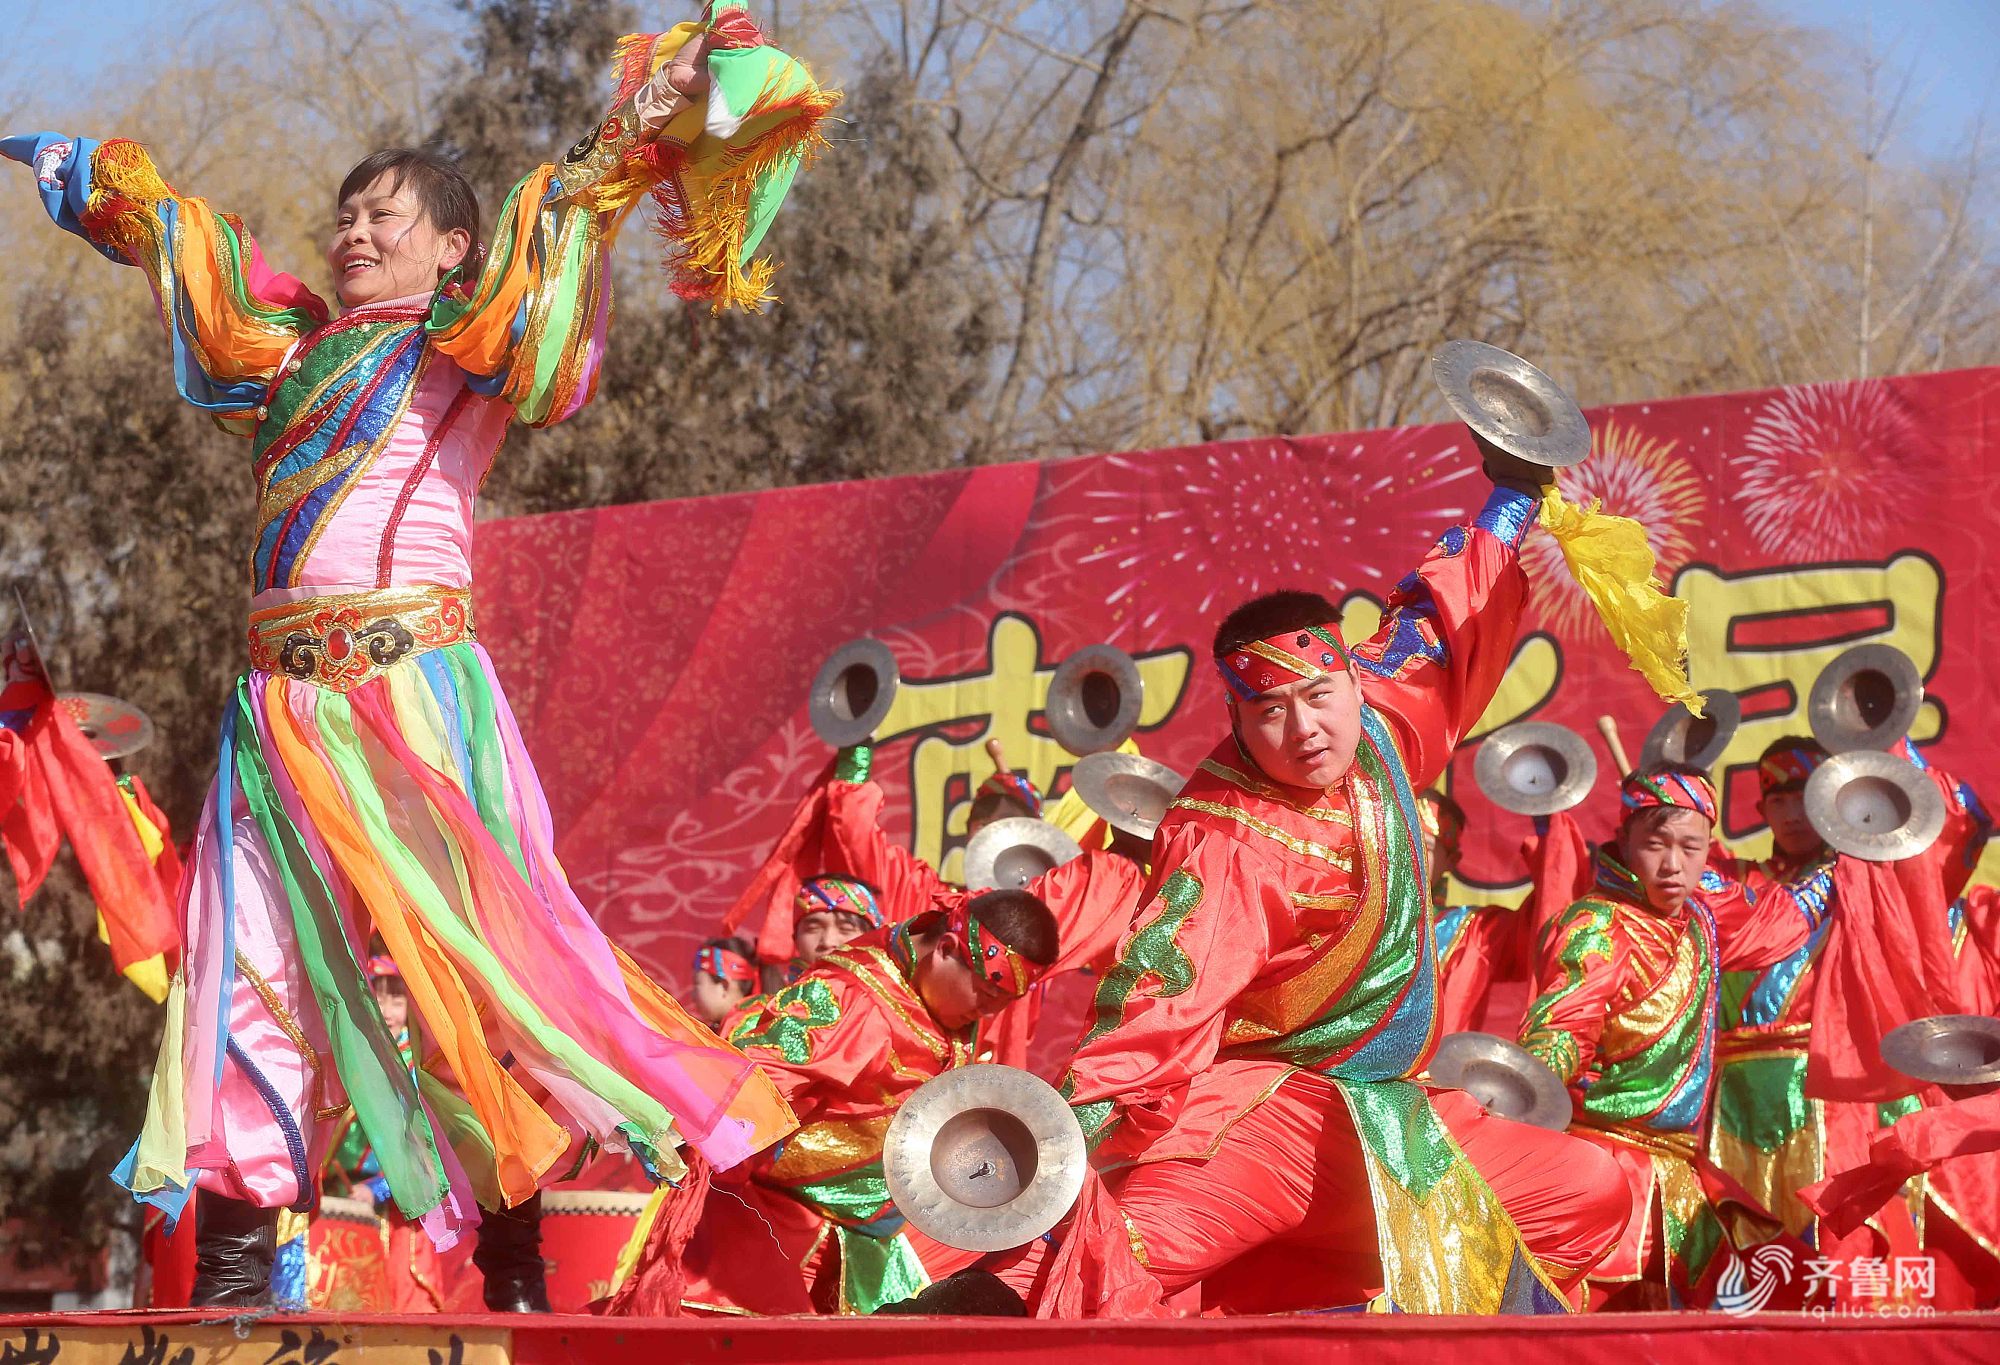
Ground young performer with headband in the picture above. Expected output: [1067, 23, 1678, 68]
[986, 458, 1634, 1316]
[608, 889, 1061, 1315]
[3, 7, 831, 1305]
[688, 938, 760, 1031]
[1519, 763, 1834, 1308]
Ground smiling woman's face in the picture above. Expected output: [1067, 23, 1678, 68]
[1228, 666, 1364, 791]
[325, 171, 469, 309]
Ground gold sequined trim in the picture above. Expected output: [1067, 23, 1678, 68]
[1169, 797, 1355, 870]
[235, 950, 346, 1122]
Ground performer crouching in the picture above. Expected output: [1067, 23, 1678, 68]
[984, 464, 1631, 1316]
[607, 890, 1061, 1315]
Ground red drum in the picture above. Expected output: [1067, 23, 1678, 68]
[541, 1189, 651, 1311]
[308, 1195, 393, 1311]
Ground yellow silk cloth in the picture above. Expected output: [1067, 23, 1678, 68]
[1538, 488, 1704, 716]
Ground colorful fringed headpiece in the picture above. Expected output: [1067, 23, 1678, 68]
[976, 769, 1045, 819]
[1216, 623, 1350, 701]
[795, 875, 883, 929]
[1620, 768, 1719, 824]
[604, 8, 839, 312]
[366, 954, 402, 982]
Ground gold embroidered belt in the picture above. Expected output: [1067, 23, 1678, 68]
[1715, 1023, 1812, 1065]
[248, 586, 474, 692]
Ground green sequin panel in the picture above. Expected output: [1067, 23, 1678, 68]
[730, 979, 841, 1064]
[1714, 1054, 1811, 1150]
[1076, 870, 1203, 1051]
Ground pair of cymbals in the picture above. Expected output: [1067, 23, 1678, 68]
[1804, 749, 1945, 862]
[884, 1064, 1087, 1253]
[807, 637, 1146, 757]
[1640, 688, 1742, 772]
[1473, 721, 1598, 816]
[1429, 1031, 1573, 1132]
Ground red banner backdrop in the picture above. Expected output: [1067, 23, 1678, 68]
[475, 366, 2000, 989]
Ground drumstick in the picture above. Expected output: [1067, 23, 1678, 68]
[1596, 715, 1632, 778]
[985, 737, 1008, 775]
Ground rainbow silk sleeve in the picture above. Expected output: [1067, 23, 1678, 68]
[1, 132, 329, 435]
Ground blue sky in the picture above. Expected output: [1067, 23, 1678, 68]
[2, 0, 1993, 158]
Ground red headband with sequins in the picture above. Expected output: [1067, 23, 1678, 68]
[947, 902, 1043, 999]
[1758, 746, 1826, 795]
[694, 944, 758, 985]
[1217, 623, 1350, 701]
[1620, 769, 1719, 824]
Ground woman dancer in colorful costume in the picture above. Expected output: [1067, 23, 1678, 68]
[1519, 765, 1832, 1308]
[2, 7, 831, 1306]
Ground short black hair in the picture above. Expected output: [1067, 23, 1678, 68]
[1213, 590, 1340, 659]
[338, 148, 481, 247]
[698, 935, 755, 959]
[965, 888, 1060, 966]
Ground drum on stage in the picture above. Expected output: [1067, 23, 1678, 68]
[308, 1194, 393, 1312]
[542, 1189, 653, 1311]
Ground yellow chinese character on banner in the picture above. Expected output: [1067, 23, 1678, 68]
[873, 614, 1192, 880]
[1675, 553, 1944, 855]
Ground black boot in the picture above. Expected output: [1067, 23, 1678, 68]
[189, 1191, 277, 1309]
[475, 1193, 552, 1312]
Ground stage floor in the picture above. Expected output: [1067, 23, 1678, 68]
[3, 1309, 1997, 1364]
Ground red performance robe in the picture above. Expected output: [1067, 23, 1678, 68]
[728, 749, 1149, 1071]
[1433, 812, 1592, 1037]
[994, 486, 1630, 1317]
[612, 927, 978, 1316]
[1709, 754, 1999, 1308]
[1521, 853, 1829, 1307]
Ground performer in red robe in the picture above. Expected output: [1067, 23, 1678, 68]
[1520, 766, 1828, 1308]
[989, 472, 1632, 1317]
[1708, 736, 1999, 1308]
[606, 889, 1060, 1315]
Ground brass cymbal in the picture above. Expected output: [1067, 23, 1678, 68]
[1639, 688, 1741, 773]
[1880, 1015, 2000, 1088]
[1806, 643, 1922, 754]
[1803, 749, 1944, 862]
[1430, 1031, 1573, 1132]
[1046, 644, 1143, 757]
[57, 692, 157, 760]
[807, 637, 900, 749]
[883, 1063, 1088, 1253]
[963, 817, 1083, 892]
[1473, 721, 1598, 816]
[1431, 341, 1591, 469]
[1070, 751, 1185, 840]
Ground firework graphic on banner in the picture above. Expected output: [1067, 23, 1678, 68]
[1019, 430, 1477, 636]
[1520, 420, 1705, 639]
[1730, 380, 1939, 561]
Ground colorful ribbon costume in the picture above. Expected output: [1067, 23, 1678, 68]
[3, 9, 829, 1246]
